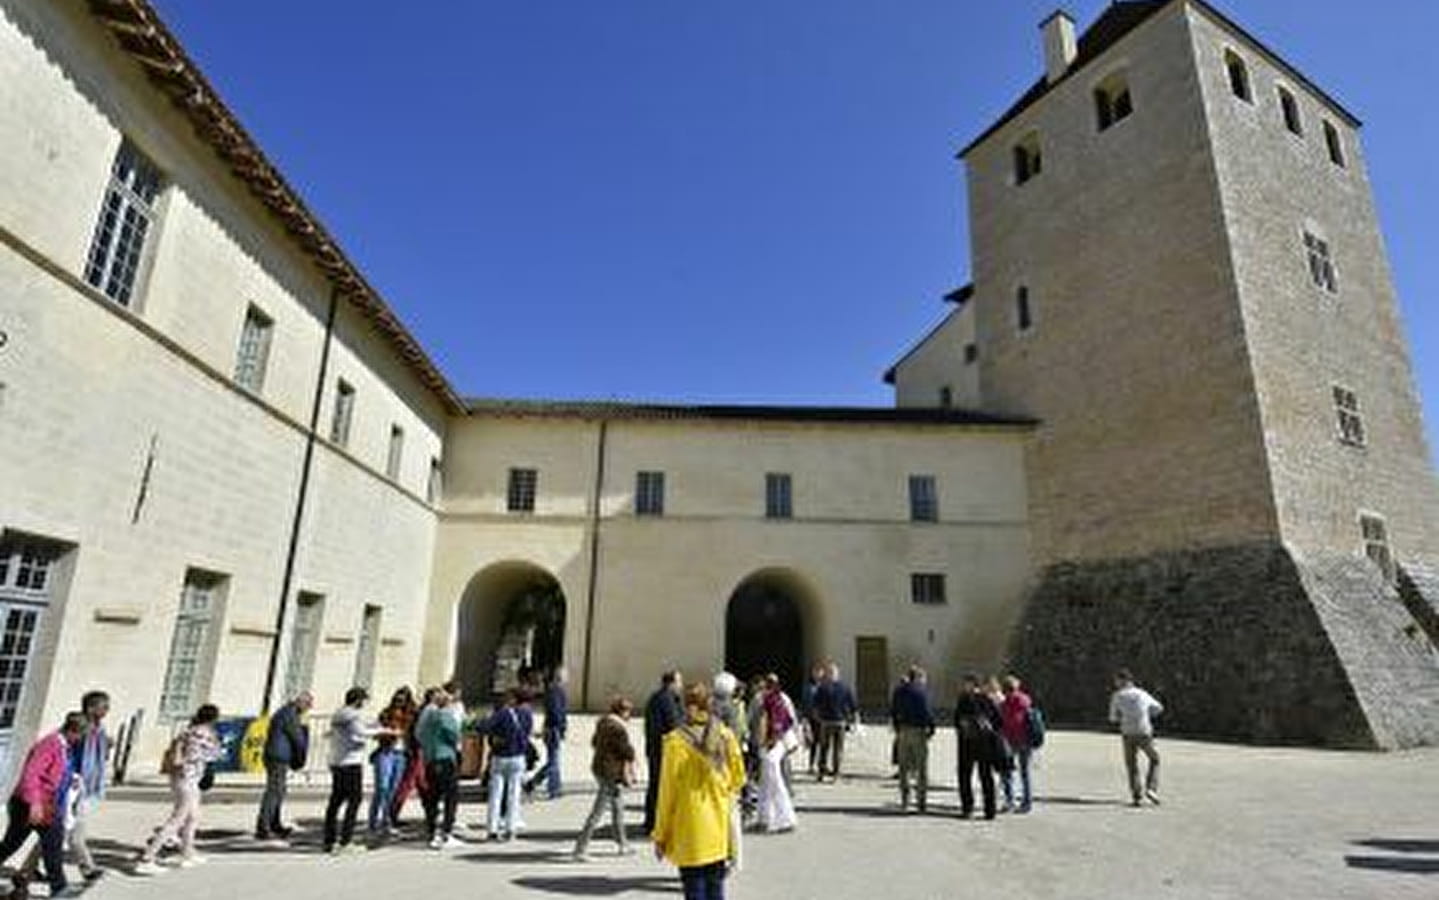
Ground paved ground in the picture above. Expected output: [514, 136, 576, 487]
[36, 727, 1439, 899]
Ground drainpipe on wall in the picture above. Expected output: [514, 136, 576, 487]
[261, 285, 339, 714]
[579, 418, 609, 710]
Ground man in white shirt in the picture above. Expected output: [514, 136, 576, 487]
[1107, 669, 1163, 807]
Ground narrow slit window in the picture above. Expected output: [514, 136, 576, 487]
[1012, 133, 1042, 185]
[386, 425, 404, 480]
[1323, 121, 1346, 167]
[1279, 87, 1303, 135]
[1224, 50, 1251, 102]
[1016, 285, 1033, 332]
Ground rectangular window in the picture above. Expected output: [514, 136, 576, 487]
[282, 591, 323, 700]
[1095, 74, 1133, 131]
[233, 305, 274, 393]
[1225, 51, 1251, 102]
[909, 475, 938, 523]
[1016, 286, 1033, 332]
[1323, 120, 1346, 167]
[765, 472, 793, 520]
[159, 569, 226, 720]
[939, 386, 954, 409]
[964, 343, 979, 365]
[386, 425, 404, 481]
[84, 139, 163, 307]
[636, 471, 666, 517]
[0, 539, 62, 737]
[1012, 133, 1042, 186]
[353, 605, 382, 691]
[330, 380, 355, 447]
[507, 467, 537, 513]
[1304, 231, 1337, 293]
[1359, 514, 1394, 583]
[910, 573, 947, 606]
[1279, 87, 1303, 135]
[1333, 386, 1366, 448]
[428, 457, 443, 504]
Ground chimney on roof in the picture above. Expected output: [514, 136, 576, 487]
[1040, 10, 1077, 84]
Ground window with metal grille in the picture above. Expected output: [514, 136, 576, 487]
[1225, 50, 1251, 102]
[282, 592, 324, 700]
[0, 547, 53, 596]
[0, 540, 59, 734]
[1359, 514, 1394, 583]
[1332, 386, 1366, 448]
[636, 471, 666, 517]
[1012, 132, 1042, 185]
[1279, 87, 1303, 135]
[1304, 231, 1337, 293]
[1094, 73, 1134, 131]
[330, 380, 355, 447]
[909, 475, 938, 523]
[1323, 120, 1346, 167]
[159, 570, 225, 720]
[386, 425, 404, 481]
[84, 140, 163, 307]
[353, 605, 382, 691]
[0, 607, 41, 730]
[507, 468, 537, 513]
[233, 305, 273, 393]
[911, 573, 947, 605]
[765, 472, 793, 519]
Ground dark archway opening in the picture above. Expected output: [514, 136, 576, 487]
[725, 574, 807, 694]
[456, 563, 565, 704]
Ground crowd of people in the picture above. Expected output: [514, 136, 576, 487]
[0, 667, 1164, 900]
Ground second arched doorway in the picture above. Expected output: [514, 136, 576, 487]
[724, 569, 819, 695]
[455, 561, 566, 704]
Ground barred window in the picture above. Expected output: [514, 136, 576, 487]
[507, 468, 537, 513]
[159, 570, 225, 720]
[0, 539, 62, 734]
[636, 471, 666, 517]
[1332, 386, 1365, 448]
[84, 140, 163, 307]
[1304, 231, 1337, 293]
[911, 573, 947, 605]
[909, 475, 938, 523]
[281, 592, 323, 700]
[1359, 514, 1394, 583]
[233, 305, 273, 393]
[330, 380, 355, 447]
[765, 472, 793, 520]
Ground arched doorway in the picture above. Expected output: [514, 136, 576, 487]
[455, 562, 566, 704]
[725, 569, 818, 695]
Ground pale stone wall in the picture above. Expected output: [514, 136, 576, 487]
[964, 3, 1279, 566]
[0, 0, 446, 777]
[432, 414, 1031, 708]
[1188, 6, 1439, 567]
[891, 303, 980, 410]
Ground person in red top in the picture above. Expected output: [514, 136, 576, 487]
[999, 676, 1034, 814]
[0, 712, 87, 898]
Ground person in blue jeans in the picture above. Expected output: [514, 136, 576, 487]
[526, 668, 569, 799]
[368, 687, 415, 836]
[480, 689, 534, 841]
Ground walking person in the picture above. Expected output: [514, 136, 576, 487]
[481, 688, 534, 842]
[369, 687, 415, 837]
[526, 667, 569, 800]
[642, 670, 684, 832]
[255, 691, 312, 842]
[999, 675, 1035, 814]
[813, 663, 857, 782]
[755, 674, 798, 833]
[415, 688, 462, 849]
[652, 681, 745, 900]
[67, 690, 110, 883]
[323, 687, 392, 854]
[954, 674, 1002, 820]
[572, 696, 637, 860]
[890, 666, 936, 813]
[0, 712, 87, 898]
[134, 705, 223, 875]
[1109, 669, 1164, 807]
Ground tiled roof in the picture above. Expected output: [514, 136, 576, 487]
[463, 398, 1035, 428]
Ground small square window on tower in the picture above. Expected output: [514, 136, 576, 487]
[1094, 71, 1133, 131]
[1012, 132, 1042, 186]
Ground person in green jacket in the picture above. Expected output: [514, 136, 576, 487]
[414, 689, 462, 849]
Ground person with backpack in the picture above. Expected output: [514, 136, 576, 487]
[415, 688, 463, 849]
[479, 688, 533, 842]
[953, 674, 1002, 820]
[254, 691, 312, 843]
[652, 680, 745, 900]
[134, 705, 223, 875]
[999, 675, 1036, 814]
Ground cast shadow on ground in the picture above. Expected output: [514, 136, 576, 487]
[1345, 838, 1439, 875]
[510, 875, 679, 896]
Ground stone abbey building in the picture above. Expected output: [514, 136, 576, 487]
[1, 0, 1436, 780]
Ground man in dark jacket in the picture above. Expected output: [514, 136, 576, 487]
[640, 670, 683, 832]
[525, 667, 569, 800]
[813, 663, 857, 782]
[255, 691, 312, 841]
[890, 666, 936, 812]
[953, 674, 1002, 820]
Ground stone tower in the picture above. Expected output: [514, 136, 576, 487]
[891, 0, 1439, 747]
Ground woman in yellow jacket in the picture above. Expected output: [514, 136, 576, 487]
[652, 680, 746, 900]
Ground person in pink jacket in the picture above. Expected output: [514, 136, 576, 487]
[999, 676, 1035, 814]
[0, 712, 88, 898]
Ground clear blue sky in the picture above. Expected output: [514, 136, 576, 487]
[152, 1, 1438, 462]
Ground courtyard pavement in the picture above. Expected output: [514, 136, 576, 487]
[51, 726, 1439, 900]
